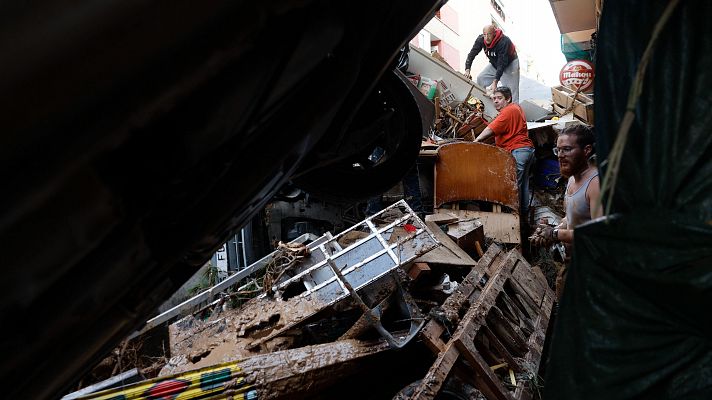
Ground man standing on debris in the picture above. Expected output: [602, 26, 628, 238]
[464, 24, 520, 103]
[530, 124, 601, 296]
[474, 86, 535, 217]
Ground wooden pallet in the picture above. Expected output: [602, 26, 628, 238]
[410, 245, 554, 400]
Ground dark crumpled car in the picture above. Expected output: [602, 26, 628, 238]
[0, 1, 441, 398]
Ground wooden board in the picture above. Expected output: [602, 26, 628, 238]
[414, 221, 478, 267]
[434, 209, 520, 245]
[434, 142, 519, 211]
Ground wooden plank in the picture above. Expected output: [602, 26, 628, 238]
[482, 324, 522, 373]
[414, 221, 478, 267]
[478, 243, 507, 277]
[498, 292, 536, 337]
[409, 346, 461, 399]
[475, 241, 484, 257]
[446, 220, 485, 256]
[436, 244, 503, 325]
[506, 255, 550, 321]
[420, 322, 447, 354]
[456, 333, 515, 400]
[513, 290, 554, 399]
[425, 213, 459, 225]
[510, 262, 546, 307]
[418, 148, 439, 158]
[408, 262, 431, 281]
[434, 209, 520, 244]
[486, 305, 529, 357]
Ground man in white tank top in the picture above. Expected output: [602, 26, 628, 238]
[530, 124, 602, 297]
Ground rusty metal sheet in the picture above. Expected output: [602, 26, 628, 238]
[434, 142, 519, 211]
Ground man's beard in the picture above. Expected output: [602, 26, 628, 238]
[560, 157, 587, 178]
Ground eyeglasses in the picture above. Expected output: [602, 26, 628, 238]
[553, 146, 577, 156]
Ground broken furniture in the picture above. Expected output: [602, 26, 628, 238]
[74, 337, 397, 400]
[73, 199, 555, 400]
[163, 201, 439, 371]
[408, 44, 497, 120]
[236, 200, 440, 350]
[407, 42, 493, 142]
[404, 244, 554, 400]
[75, 201, 442, 399]
[433, 142, 521, 245]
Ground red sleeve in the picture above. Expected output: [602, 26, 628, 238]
[487, 107, 511, 137]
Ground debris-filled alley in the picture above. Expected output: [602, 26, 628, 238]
[69, 201, 555, 400]
[63, 12, 590, 398]
[4, 1, 712, 400]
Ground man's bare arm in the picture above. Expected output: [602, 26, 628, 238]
[554, 176, 601, 244]
[474, 126, 494, 142]
[587, 176, 602, 219]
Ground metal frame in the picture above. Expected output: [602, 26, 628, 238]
[128, 233, 323, 339]
[246, 200, 440, 348]
[271, 200, 439, 307]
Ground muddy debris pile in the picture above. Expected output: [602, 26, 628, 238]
[72, 200, 554, 400]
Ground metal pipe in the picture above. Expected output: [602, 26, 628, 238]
[241, 228, 248, 271]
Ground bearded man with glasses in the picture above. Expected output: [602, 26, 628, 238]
[530, 124, 602, 298]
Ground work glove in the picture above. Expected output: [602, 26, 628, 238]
[529, 224, 554, 247]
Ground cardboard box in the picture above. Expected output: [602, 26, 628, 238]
[551, 85, 594, 124]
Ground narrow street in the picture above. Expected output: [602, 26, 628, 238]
[2, 1, 711, 400]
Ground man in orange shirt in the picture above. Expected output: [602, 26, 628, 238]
[474, 86, 535, 216]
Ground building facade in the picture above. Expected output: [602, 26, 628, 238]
[412, 0, 566, 87]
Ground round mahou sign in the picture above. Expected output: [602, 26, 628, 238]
[559, 59, 595, 91]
